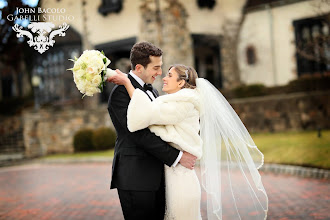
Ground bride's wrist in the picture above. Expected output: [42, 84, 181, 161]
[123, 78, 130, 87]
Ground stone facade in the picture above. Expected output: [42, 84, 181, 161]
[231, 90, 330, 133]
[220, 20, 242, 89]
[22, 105, 113, 158]
[0, 115, 24, 160]
[139, 0, 193, 93]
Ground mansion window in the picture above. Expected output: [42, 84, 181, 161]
[30, 27, 83, 105]
[293, 15, 330, 77]
[193, 34, 222, 88]
[98, 0, 123, 16]
[31, 46, 82, 105]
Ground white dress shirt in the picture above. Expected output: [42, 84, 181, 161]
[129, 71, 183, 167]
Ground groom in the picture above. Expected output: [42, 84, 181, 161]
[107, 41, 197, 220]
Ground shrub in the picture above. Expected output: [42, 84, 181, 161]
[233, 84, 267, 98]
[222, 75, 330, 99]
[287, 75, 330, 93]
[73, 128, 94, 152]
[92, 127, 116, 150]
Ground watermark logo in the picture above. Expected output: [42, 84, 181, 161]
[8, 7, 74, 54]
[13, 22, 69, 54]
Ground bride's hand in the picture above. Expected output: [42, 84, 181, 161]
[107, 69, 129, 86]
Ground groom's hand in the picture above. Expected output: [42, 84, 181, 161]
[179, 151, 197, 170]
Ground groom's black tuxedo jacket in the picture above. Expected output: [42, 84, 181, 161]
[108, 74, 180, 191]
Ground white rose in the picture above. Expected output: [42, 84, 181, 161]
[95, 61, 105, 73]
[74, 69, 85, 79]
[87, 66, 97, 75]
[85, 86, 100, 96]
[73, 58, 86, 70]
[84, 72, 93, 81]
[77, 83, 86, 94]
[85, 90, 93, 96]
[92, 75, 102, 86]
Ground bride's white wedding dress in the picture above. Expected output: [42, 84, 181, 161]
[127, 88, 202, 220]
[164, 163, 201, 220]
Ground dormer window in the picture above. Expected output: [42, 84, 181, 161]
[197, 0, 216, 10]
[98, 0, 123, 16]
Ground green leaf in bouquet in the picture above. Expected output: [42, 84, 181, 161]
[101, 70, 104, 80]
[68, 59, 75, 62]
[99, 69, 108, 93]
[81, 62, 87, 70]
[103, 58, 107, 64]
[101, 50, 105, 56]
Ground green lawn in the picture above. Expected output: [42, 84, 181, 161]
[45, 149, 114, 159]
[252, 130, 330, 169]
[44, 130, 330, 169]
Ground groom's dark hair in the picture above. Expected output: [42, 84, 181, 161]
[130, 41, 163, 70]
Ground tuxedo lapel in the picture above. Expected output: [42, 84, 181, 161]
[128, 74, 155, 101]
[151, 89, 158, 98]
[129, 74, 144, 90]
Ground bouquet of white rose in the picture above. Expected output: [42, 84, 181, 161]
[69, 50, 117, 98]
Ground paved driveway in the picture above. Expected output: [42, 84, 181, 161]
[0, 163, 328, 220]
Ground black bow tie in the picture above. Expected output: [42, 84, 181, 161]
[143, 83, 154, 92]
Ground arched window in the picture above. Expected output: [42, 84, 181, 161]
[246, 45, 257, 65]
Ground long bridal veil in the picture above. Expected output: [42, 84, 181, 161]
[196, 78, 268, 220]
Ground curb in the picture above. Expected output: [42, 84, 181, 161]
[260, 163, 329, 179]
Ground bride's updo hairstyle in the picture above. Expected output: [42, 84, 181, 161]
[169, 64, 198, 89]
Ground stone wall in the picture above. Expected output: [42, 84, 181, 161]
[231, 90, 330, 133]
[0, 115, 24, 160]
[22, 104, 113, 158]
[1, 90, 328, 159]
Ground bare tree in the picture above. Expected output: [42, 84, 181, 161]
[0, 0, 38, 100]
[295, 0, 330, 66]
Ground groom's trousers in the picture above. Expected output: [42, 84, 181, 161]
[117, 174, 165, 220]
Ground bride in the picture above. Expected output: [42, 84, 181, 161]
[109, 64, 268, 220]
